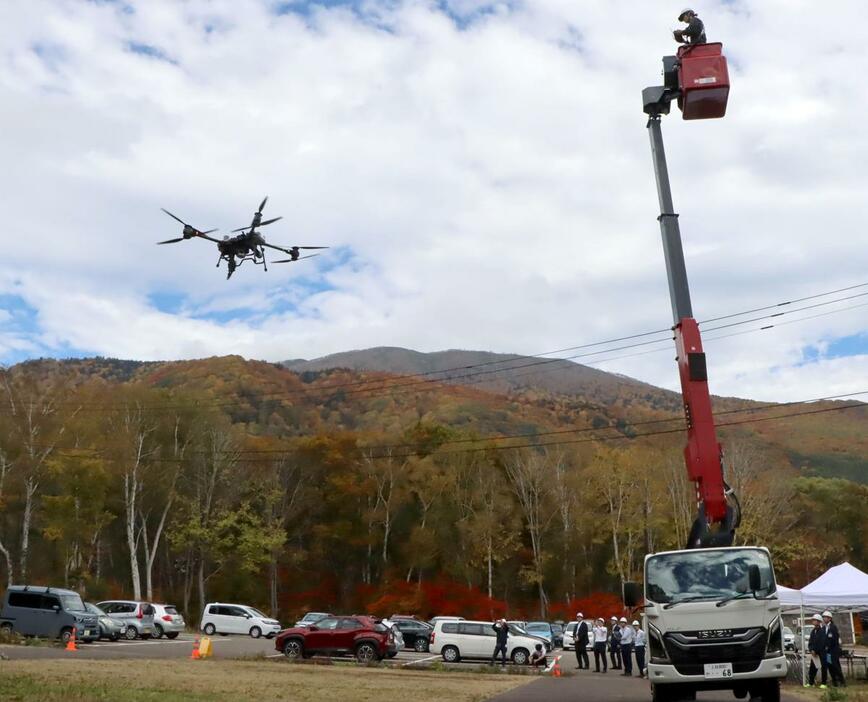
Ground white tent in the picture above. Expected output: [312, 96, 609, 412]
[799, 562, 868, 610]
[776, 584, 803, 609]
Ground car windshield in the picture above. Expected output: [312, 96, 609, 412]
[526, 624, 549, 632]
[85, 603, 106, 616]
[646, 548, 776, 604]
[303, 613, 326, 621]
[247, 608, 267, 618]
[552, 624, 564, 634]
[508, 624, 528, 635]
[61, 594, 86, 612]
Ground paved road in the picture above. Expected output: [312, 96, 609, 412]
[490, 667, 804, 702]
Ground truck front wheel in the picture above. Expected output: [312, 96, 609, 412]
[751, 681, 780, 702]
[651, 684, 671, 702]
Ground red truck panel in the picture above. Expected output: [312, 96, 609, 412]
[677, 43, 730, 120]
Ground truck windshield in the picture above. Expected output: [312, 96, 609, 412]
[646, 549, 775, 604]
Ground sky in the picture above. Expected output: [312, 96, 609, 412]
[1, 0, 866, 402]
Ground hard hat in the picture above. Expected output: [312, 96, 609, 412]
[610, 616, 618, 621]
[812, 614, 823, 622]
[619, 617, 628, 623]
[678, 8, 695, 21]
[822, 610, 833, 618]
[576, 612, 583, 619]
[632, 620, 640, 626]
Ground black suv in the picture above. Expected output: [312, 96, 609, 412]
[391, 619, 433, 652]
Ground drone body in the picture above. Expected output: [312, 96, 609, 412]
[158, 196, 327, 279]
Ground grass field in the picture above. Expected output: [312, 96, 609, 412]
[0, 659, 532, 702]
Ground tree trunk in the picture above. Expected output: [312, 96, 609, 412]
[0, 539, 13, 587]
[125, 471, 142, 600]
[269, 554, 279, 617]
[487, 535, 493, 599]
[19, 477, 37, 581]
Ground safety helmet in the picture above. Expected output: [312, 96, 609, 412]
[678, 8, 695, 21]
[812, 614, 823, 622]
[619, 617, 628, 623]
[576, 612, 583, 619]
[632, 620, 640, 626]
[822, 610, 833, 618]
[610, 616, 618, 621]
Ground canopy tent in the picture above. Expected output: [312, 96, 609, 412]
[800, 562, 868, 610]
[776, 584, 803, 609]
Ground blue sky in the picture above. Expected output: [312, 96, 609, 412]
[1, 0, 866, 401]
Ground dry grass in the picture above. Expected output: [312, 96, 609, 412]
[0, 658, 532, 702]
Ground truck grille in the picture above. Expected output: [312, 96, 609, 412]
[663, 627, 766, 676]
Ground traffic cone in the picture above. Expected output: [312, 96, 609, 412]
[65, 627, 78, 652]
[190, 635, 200, 660]
[552, 655, 562, 677]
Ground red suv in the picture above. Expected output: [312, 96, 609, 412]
[275, 615, 396, 662]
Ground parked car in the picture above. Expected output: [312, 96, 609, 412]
[430, 619, 542, 665]
[783, 626, 795, 651]
[85, 602, 125, 641]
[508, 622, 552, 652]
[276, 615, 396, 662]
[151, 603, 185, 639]
[200, 603, 281, 638]
[550, 622, 564, 648]
[391, 618, 433, 652]
[562, 620, 577, 650]
[1, 585, 99, 644]
[381, 618, 405, 656]
[294, 611, 330, 627]
[96, 600, 156, 640]
[524, 621, 554, 645]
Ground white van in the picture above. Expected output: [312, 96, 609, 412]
[199, 603, 281, 638]
[430, 619, 542, 665]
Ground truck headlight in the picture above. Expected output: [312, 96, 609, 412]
[765, 618, 783, 656]
[649, 623, 669, 662]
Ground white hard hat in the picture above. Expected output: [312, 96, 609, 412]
[632, 620, 640, 626]
[610, 616, 618, 621]
[678, 8, 695, 21]
[576, 612, 583, 619]
[619, 617, 628, 623]
[822, 610, 833, 618]
[812, 614, 823, 622]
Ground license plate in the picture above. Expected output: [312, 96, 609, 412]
[704, 662, 733, 679]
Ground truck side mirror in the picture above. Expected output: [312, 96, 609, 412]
[623, 582, 642, 608]
[748, 564, 762, 592]
[53, 605, 61, 613]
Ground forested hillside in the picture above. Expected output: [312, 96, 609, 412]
[0, 353, 865, 622]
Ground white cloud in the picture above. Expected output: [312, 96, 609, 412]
[0, 0, 866, 401]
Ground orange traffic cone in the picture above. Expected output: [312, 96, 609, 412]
[552, 655, 562, 677]
[190, 635, 200, 660]
[65, 627, 78, 652]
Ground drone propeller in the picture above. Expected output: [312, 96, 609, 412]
[157, 237, 186, 245]
[230, 216, 282, 233]
[160, 208, 217, 240]
[272, 254, 322, 263]
[258, 196, 268, 214]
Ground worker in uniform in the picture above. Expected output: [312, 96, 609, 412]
[609, 616, 622, 669]
[619, 616, 634, 676]
[674, 8, 706, 45]
[490, 618, 509, 667]
[822, 611, 846, 687]
[574, 612, 590, 670]
[633, 620, 647, 678]
[808, 613, 827, 687]
[592, 618, 608, 673]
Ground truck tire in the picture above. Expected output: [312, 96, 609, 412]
[651, 684, 672, 702]
[754, 681, 780, 702]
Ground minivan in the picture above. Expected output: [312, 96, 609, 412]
[430, 619, 542, 665]
[96, 600, 156, 640]
[0, 585, 99, 643]
[200, 603, 281, 638]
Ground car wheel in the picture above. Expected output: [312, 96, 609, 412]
[110, 634, 119, 642]
[166, 632, 179, 640]
[413, 637, 428, 652]
[203, 623, 216, 636]
[441, 645, 460, 663]
[249, 626, 262, 639]
[511, 648, 529, 665]
[60, 628, 74, 645]
[124, 625, 139, 640]
[153, 624, 164, 639]
[283, 638, 303, 660]
[355, 642, 379, 663]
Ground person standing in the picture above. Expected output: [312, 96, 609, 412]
[808, 614, 827, 687]
[490, 619, 509, 667]
[609, 616, 622, 670]
[633, 620, 646, 678]
[592, 618, 608, 673]
[619, 616, 634, 676]
[575, 612, 590, 670]
[822, 611, 846, 687]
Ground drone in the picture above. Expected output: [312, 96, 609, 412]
[158, 196, 327, 279]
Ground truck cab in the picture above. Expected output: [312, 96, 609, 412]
[636, 546, 787, 702]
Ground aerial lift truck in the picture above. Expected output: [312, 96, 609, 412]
[622, 43, 788, 702]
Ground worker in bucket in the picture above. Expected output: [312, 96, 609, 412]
[674, 8, 706, 45]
